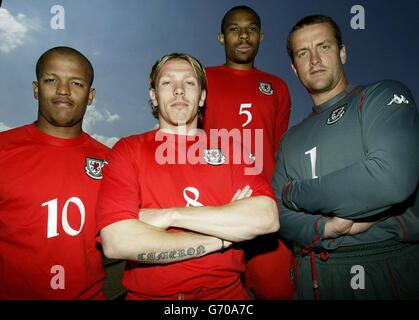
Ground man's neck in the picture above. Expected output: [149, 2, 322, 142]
[311, 77, 349, 106]
[158, 126, 200, 136]
[225, 60, 255, 71]
[35, 120, 82, 139]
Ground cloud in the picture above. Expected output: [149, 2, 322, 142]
[0, 8, 41, 53]
[91, 134, 119, 148]
[83, 101, 120, 147]
[83, 101, 120, 132]
[0, 122, 12, 132]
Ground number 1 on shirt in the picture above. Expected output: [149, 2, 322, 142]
[305, 147, 318, 179]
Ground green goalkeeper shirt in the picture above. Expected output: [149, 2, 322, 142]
[272, 80, 419, 250]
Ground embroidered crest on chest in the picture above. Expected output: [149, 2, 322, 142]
[203, 149, 226, 166]
[326, 104, 347, 125]
[85, 157, 107, 180]
[258, 82, 273, 95]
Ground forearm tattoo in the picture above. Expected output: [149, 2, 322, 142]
[137, 245, 206, 263]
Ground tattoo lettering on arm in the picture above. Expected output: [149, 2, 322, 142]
[137, 245, 207, 263]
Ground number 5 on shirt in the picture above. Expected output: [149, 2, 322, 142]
[239, 103, 253, 127]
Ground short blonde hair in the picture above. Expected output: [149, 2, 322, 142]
[149, 53, 207, 120]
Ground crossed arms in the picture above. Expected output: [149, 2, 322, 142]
[100, 186, 279, 264]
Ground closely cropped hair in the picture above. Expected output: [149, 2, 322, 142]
[149, 52, 207, 120]
[287, 15, 343, 61]
[221, 5, 261, 34]
[36, 46, 94, 86]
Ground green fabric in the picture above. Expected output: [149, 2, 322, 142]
[103, 257, 127, 300]
[273, 80, 419, 249]
[297, 241, 419, 300]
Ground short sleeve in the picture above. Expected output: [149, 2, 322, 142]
[96, 137, 141, 233]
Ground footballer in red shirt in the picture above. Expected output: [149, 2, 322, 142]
[202, 6, 296, 299]
[96, 53, 279, 300]
[0, 47, 107, 299]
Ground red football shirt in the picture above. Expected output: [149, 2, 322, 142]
[203, 65, 291, 181]
[96, 130, 275, 298]
[202, 65, 295, 299]
[0, 124, 108, 299]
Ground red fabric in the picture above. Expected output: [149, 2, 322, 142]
[203, 65, 295, 299]
[0, 124, 107, 299]
[126, 278, 250, 300]
[244, 237, 296, 299]
[203, 65, 291, 181]
[96, 130, 275, 298]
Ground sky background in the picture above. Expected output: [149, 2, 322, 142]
[1, 0, 418, 146]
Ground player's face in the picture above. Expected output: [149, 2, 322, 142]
[150, 59, 206, 132]
[219, 9, 263, 69]
[33, 53, 95, 136]
[290, 23, 347, 98]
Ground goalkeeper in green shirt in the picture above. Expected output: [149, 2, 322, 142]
[272, 14, 419, 299]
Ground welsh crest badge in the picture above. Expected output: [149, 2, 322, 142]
[203, 149, 226, 166]
[326, 105, 346, 125]
[85, 157, 107, 180]
[258, 82, 274, 95]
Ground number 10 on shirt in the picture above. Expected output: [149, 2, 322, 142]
[42, 197, 86, 238]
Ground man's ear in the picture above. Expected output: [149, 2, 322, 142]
[32, 81, 39, 100]
[218, 33, 225, 45]
[291, 63, 298, 77]
[340, 45, 347, 65]
[199, 89, 206, 107]
[149, 88, 158, 106]
[87, 88, 96, 105]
